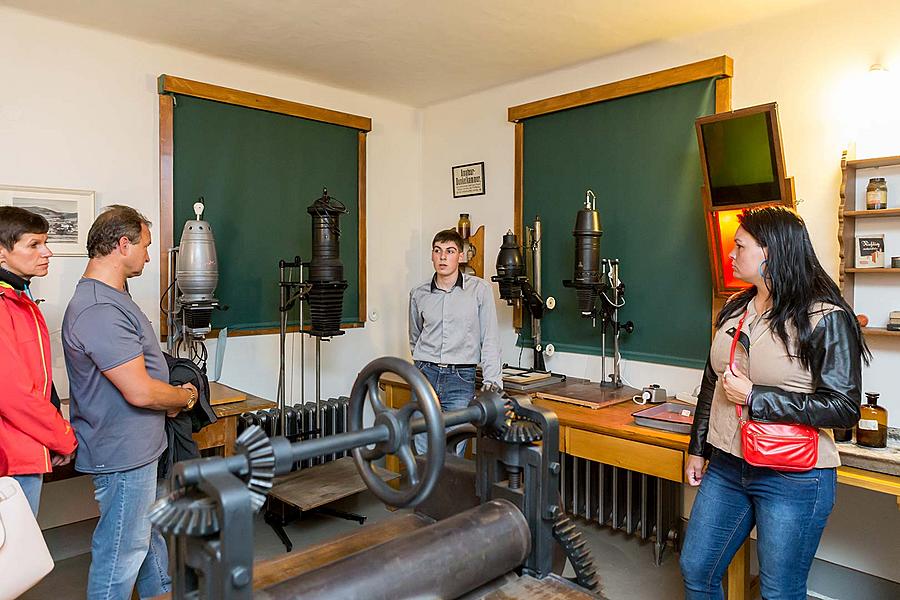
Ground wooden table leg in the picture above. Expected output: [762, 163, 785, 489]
[724, 540, 751, 599]
[223, 415, 237, 457]
[385, 454, 401, 489]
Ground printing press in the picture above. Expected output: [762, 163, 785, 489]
[149, 357, 601, 599]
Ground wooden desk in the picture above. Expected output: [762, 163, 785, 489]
[193, 382, 275, 456]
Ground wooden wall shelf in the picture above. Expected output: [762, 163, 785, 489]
[846, 155, 900, 170]
[839, 150, 900, 346]
[862, 327, 900, 338]
[459, 224, 485, 279]
[843, 208, 900, 219]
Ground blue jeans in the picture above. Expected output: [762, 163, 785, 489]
[413, 361, 476, 456]
[12, 473, 43, 516]
[680, 449, 836, 600]
[87, 461, 171, 600]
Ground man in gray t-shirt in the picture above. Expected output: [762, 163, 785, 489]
[63, 205, 197, 600]
[64, 278, 169, 473]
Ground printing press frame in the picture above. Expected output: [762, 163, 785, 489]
[150, 357, 601, 599]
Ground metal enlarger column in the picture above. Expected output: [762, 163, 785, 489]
[315, 336, 322, 451]
[299, 261, 306, 407]
[610, 259, 622, 387]
[277, 261, 287, 421]
[532, 216, 544, 371]
[166, 248, 178, 355]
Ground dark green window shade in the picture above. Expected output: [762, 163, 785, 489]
[522, 78, 717, 369]
[172, 94, 361, 332]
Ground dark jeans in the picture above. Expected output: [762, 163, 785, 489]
[413, 361, 476, 456]
[680, 449, 836, 600]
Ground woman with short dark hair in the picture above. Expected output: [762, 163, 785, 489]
[680, 206, 869, 599]
[0, 206, 78, 515]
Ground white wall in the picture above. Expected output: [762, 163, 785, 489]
[421, 0, 900, 583]
[0, 7, 423, 528]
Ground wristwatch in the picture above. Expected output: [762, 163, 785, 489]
[185, 387, 198, 411]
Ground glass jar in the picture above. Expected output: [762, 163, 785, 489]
[866, 178, 887, 210]
[457, 213, 471, 239]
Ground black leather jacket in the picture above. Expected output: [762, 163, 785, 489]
[688, 309, 863, 457]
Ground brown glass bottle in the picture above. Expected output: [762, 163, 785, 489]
[856, 392, 888, 449]
[457, 213, 471, 239]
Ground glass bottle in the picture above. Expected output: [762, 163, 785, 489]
[866, 178, 887, 210]
[856, 392, 888, 449]
[833, 426, 852, 443]
[457, 213, 471, 239]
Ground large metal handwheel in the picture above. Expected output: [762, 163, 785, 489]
[349, 357, 446, 507]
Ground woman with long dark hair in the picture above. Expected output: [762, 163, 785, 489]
[680, 206, 869, 599]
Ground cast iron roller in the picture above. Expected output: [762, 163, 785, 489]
[349, 357, 446, 508]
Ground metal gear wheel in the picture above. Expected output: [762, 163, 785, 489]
[234, 425, 276, 511]
[552, 514, 599, 591]
[149, 491, 220, 537]
[487, 397, 543, 443]
[501, 418, 543, 444]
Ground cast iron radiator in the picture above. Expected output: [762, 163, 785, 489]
[236, 397, 350, 469]
[559, 452, 681, 565]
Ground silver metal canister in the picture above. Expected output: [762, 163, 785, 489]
[175, 219, 218, 302]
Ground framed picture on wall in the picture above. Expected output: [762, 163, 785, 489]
[452, 162, 486, 198]
[0, 185, 95, 256]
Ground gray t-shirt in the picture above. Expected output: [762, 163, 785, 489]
[63, 278, 169, 474]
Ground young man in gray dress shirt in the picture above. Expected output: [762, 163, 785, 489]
[409, 228, 502, 455]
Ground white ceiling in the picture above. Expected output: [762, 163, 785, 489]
[3, 0, 823, 106]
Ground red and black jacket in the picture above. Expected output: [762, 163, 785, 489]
[0, 269, 77, 476]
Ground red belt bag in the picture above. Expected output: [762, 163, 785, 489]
[730, 309, 819, 472]
[736, 405, 818, 472]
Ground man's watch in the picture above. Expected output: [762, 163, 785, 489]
[185, 387, 198, 411]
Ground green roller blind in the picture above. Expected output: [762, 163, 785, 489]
[522, 78, 717, 369]
[171, 94, 361, 332]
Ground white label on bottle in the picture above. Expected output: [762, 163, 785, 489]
[858, 419, 879, 431]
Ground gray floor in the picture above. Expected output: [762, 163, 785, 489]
[24, 490, 687, 600]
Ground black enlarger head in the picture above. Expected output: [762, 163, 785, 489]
[492, 230, 526, 303]
[563, 190, 604, 316]
[307, 187, 349, 337]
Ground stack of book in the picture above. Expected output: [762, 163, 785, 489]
[888, 311, 900, 331]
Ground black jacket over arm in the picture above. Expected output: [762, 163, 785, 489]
[688, 358, 718, 457]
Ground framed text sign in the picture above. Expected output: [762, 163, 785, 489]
[452, 162, 486, 198]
